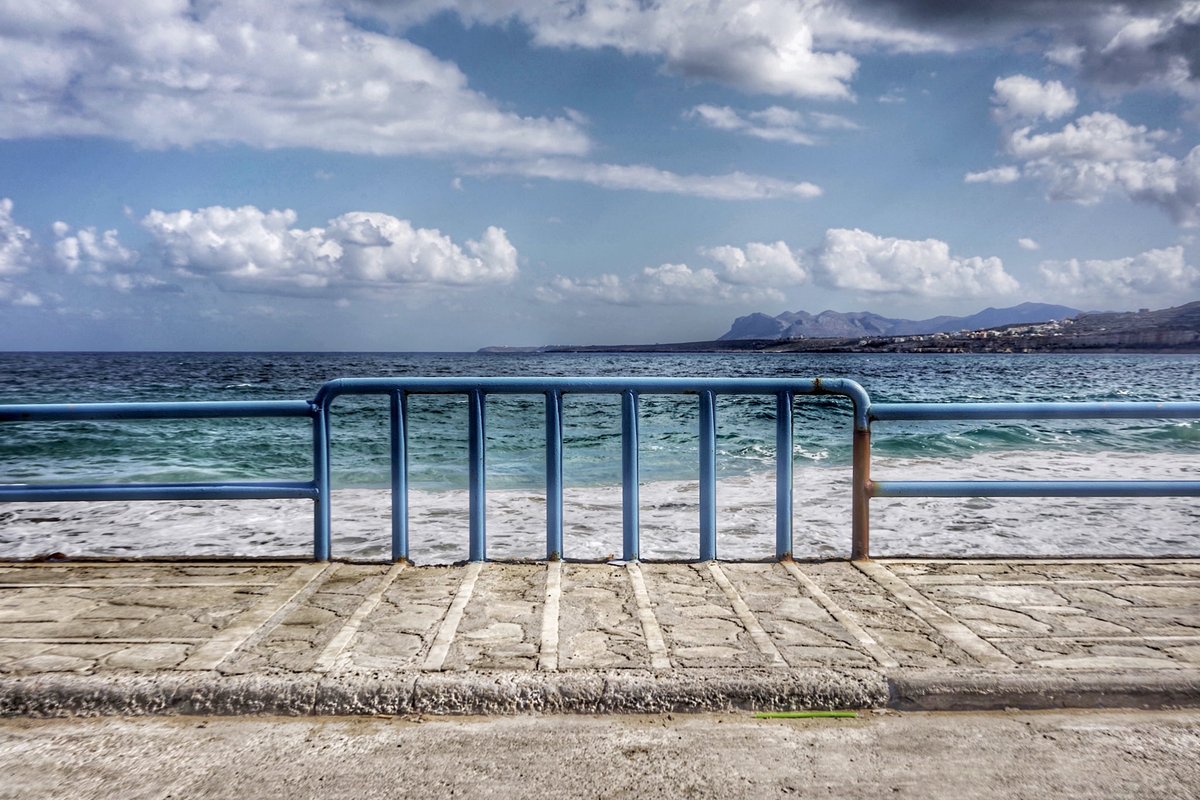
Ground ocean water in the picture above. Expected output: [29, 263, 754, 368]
[1, 351, 1197, 561]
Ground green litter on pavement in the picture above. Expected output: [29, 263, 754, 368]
[754, 711, 859, 719]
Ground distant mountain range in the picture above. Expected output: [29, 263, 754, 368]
[718, 302, 1082, 341]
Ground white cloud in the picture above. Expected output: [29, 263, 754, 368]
[1018, 237, 1041, 251]
[141, 205, 519, 294]
[1004, 112, 1200, 225]
[468, 159, 822, 200]
[964, 166, 1021, 184]
[484, 1, 862, 101]
[356, 0, 961, 101]
[52, 224, 139, 274]
[539, 263, 785, 307]
[972, 106, 1200, 227]
[1040, 245, 1200, 296]
[699, 241, 809, 286]
[815, 228, 1019, 297]
[51, 223, 168, 293]
[0, 0, 587, 157]
[0, 198, 40, 307]
[0, 198, 33, 277]
[991, 75, 1078, 122]
[1006, 112, 1168, 164]
[0, 281, 41, 307]
[538, 239, 809, 306]
[685, 104, 858, 145]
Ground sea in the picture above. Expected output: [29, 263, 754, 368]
[1, 351, 1197, 562]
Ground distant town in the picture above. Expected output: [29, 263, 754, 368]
[480, 301, 1200, 354]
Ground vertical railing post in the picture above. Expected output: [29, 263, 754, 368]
[621, 389, 640, 561]
[775, 391, 793, 560]
[389, 390, 409, 563]
[546, 390, 564, 560]
[312, 402, 331, 561]
[698, 390, 717, 562]
[851, 424, 871, 561]
[468, 389, 487, 562]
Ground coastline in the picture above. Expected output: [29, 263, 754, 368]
[480, 301, 1200, 355]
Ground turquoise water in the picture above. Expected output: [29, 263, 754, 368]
[2, 351, 1197, 489]
[1, 351, 1197, 561]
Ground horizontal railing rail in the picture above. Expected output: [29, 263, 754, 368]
[313, 377, 869, 562]
[858, 400, 1200, 558]
[3, 382, 1196, 562]
[0, 399, 322, 547]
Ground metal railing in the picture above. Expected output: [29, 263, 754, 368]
[312, 377, 869, 562]
[0, 398, 320, 508]
[856, 400, 1200, 559]
[3, 379, 1198, 562]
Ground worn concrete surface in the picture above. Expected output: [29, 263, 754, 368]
[1, 710, 1197, 799]
[1, 559, 1199, 715]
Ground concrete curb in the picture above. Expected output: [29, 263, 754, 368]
[0, 669, 887, 718]
[888, 668, 1200, 711]
[5, 668, 1200, 717]
[6, 667, 1200, 717]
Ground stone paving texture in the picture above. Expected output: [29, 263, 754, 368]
[1, 558, 1198, 716]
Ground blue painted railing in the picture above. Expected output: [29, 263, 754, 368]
[2, 379, 1199, 562]
[311, 377, 870, 562]
[860, 399, 1200, 556]
[0, 399, 320, 510]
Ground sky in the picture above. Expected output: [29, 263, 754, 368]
[1, 0, 1199, 351]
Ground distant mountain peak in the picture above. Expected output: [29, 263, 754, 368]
[718, 303, 1081, 341]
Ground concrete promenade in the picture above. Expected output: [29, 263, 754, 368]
[1, 558, 1199, 716]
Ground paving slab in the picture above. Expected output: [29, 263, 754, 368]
[0, 558, 1198, 716]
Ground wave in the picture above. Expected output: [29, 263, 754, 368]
[2, 451, 1195, 562]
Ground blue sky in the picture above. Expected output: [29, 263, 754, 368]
[1, 0, 1198, 350]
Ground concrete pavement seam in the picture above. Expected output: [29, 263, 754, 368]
[626, 563, 671, 671]
[422, 561, 482, 671]
[177, 562, 333, 672]
[313, 562, 407, 673]
[856, 561, 1015, 669]
[780, 561, 899, 669]
[538, 561, 562, 672]
[706, 563, 787, 667]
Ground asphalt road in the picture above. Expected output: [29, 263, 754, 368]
[1, 709, 1196, 799]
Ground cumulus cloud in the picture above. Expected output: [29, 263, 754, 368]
[972, 96, 1200, 226]
[50, 223, 177, 293]
[699, 241, 809, 285]
[684, 104, 858, 145]
[455, 1, 860, 101]
[468, 159, 822, 200]
[0, 198, 40, 307]
[538, 240, 809, 306]
[991, 75, 1078, 122]
[387, 1, 1200, 107]
[1018, 237, 1041, 250]
[1040, 245, 1199, 296]
[0, 198, 33, 277]
[141, 205, 520, 294]
[355, 0, 962, 101]
[964, 166, 1021, 184]
[542, 230, 1020, 306]
[1005, 113, 1200, 225]
[0, 0, 587, 157]
[815, 228, 1019, 297]
[1005, 112, 1169, 164]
